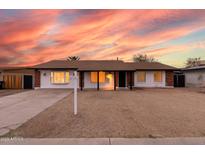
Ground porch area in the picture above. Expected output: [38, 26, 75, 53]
[78, 71, 134, 91]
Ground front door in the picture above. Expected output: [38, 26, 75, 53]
[119, 71, 126, 87]
[174, 74, 185, 87]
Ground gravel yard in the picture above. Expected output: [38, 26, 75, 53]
[3, 88, 205, 138]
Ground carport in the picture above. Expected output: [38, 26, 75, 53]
[0, 67, 34, 89]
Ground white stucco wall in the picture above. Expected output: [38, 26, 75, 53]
[39, 70, 168, 89]
[134, 71, 166, 88]
[184, 70, 205, 87]
[40, 70, 79, 89]
[84, 72, 114, 90]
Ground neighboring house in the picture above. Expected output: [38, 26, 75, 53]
[31, 60, 177, 90]
[0, 67, 34, 89]
[183, 65, 205, 87]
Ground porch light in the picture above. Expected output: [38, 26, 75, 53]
[106, 73, 113, 80]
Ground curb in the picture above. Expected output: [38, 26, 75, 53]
[1, 137, 205, 145]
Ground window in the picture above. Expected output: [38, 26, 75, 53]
[137, 71, 146, 82]
[51, 72, 69, 84]
[91, 71, 105, 83]
[154, 71, 162, 82]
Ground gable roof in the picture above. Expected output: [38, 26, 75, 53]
[73, 60, 134, 71]
[31, 60, 177, 71]
[129, 62, 177, 70]
[31, 60, 78, 69]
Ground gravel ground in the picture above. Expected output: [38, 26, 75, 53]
[3, 88, 205, 138]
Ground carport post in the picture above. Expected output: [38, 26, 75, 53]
[73, 71, 78, 115]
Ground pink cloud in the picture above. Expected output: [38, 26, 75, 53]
[1, 10, 205, 67]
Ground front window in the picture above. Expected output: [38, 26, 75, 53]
[51, 72, 69, 84]
[154, 71, 162, 82]
[91, 71, 105, 83]
[137, 71, 146, 82]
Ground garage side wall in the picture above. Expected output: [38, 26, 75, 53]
[134, 71, 166, 87]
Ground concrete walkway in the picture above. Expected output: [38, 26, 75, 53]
[0, 137, 205, 145]
[0, 89, 71, 136]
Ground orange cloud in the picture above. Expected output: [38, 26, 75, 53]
[1, 10, 205, 67]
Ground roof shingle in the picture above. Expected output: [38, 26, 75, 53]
[31, 60, 177, 71]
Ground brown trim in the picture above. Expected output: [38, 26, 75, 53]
[97, 71, 99, 90]
[126, 71, 134, 90]
[114, 71, 116, 91]
[130, 72, 133, 90]
[34, 70, 40, 88]
[32, 68, 78, 70]
[80, 71, 84, 91]
[116, 71, 119, 87]
[126, 72, 130, 88]
[132, 71, 134, 86]
[135, 69, 178, 71]
[165, 71, 174, 86]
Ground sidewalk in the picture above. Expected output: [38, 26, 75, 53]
[1, 137, 205, 145]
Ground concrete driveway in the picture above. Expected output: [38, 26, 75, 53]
[0, 89, 72, 136]
[0, 90, 27, 98]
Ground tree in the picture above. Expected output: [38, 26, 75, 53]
[67, 56, 80, 62]
[186, 57, 201, 68]
[133, 54, 156, 62]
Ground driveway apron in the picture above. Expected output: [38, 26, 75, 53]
[0, 89, 71, 136]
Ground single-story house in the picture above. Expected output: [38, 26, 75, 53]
[183, 65, 205, 87]
[0, 67, 34, 89]
[31, 60, 177, 90]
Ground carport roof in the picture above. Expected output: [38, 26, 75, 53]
[31, 60, 178, 71]
[0, 67, 27, 71]
[183, 65, 205, 71]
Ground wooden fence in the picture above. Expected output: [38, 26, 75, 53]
[3, 75, 23, 89]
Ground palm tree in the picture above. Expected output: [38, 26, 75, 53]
[67, 56, 80, 62]
[133, 54, 156, 62]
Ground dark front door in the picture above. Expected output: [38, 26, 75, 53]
[24, 75, 33, 89]
[174, 74, 185, 87]
[119, 71, 126, 87]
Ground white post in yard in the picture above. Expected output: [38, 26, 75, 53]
[73, 70, 78, 115]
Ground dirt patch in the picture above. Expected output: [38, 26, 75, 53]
[3, 88, 205, 138]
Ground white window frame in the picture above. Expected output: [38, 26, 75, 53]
[154, 71, 163, 82]
[50, 71, 70, 84]
[137, 71, 146, 82]
[90, 71, 106, 83]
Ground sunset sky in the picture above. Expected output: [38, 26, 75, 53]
[0, 9, 205, 67]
